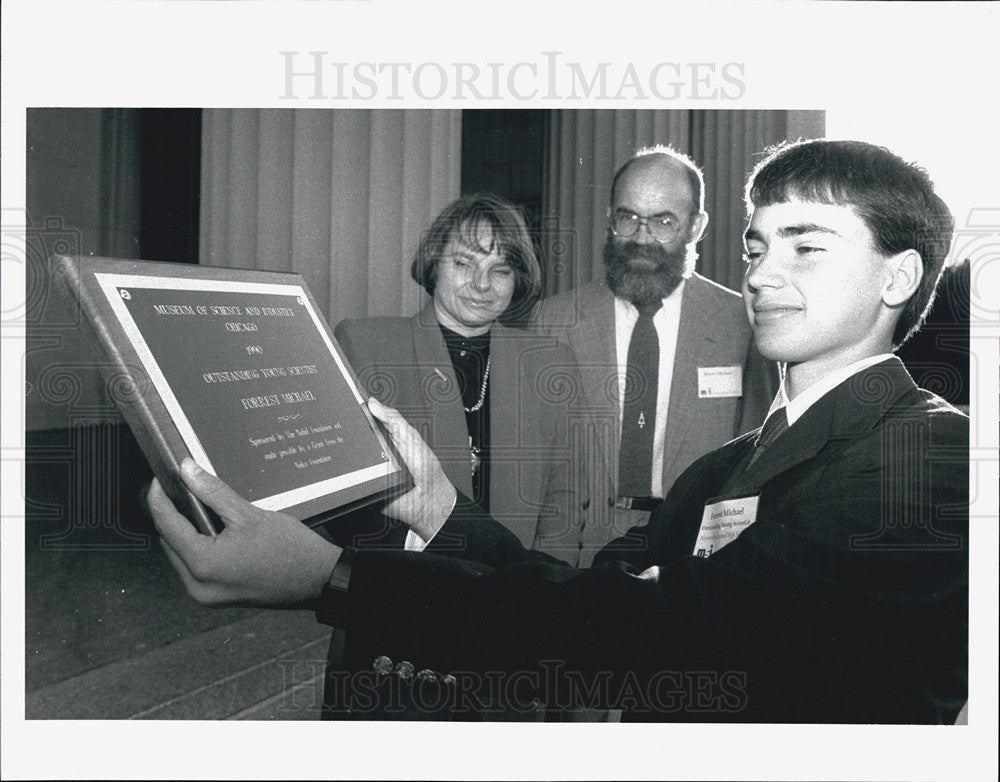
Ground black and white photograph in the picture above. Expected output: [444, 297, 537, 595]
[2, 2, 998, 781]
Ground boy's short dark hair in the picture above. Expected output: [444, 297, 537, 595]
[746, 139, 955, 347]
[410, 193, 542, 324]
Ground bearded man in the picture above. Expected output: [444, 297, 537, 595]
[535, 146, 777, 567]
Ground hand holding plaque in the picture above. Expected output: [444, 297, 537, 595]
[367, 397, 457, 543]
[148, 398, 459, 607]
[52, 255, 411, 534]
[149, 458, 341, 606]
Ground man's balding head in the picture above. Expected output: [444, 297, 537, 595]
[610, 146, 705, 214]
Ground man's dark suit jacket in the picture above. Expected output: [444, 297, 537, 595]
[336, 358, 968, 723]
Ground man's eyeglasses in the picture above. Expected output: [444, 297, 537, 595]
[610, 209, 686, 244]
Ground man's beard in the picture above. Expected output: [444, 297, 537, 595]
[603, 238, 688, 306]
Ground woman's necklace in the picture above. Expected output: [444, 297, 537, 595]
[463, 354, 490, 475]
[463, 354, 490, 413]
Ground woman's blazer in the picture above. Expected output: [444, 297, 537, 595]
[335, 302, 585, 564]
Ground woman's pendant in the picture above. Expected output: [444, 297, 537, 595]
[469, 435, 481, 475]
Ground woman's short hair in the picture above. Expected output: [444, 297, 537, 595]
[410, 193, 543, 324]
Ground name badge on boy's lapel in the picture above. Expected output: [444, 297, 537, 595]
[698, 366, 743, 398]
[692, 495, 760, 558]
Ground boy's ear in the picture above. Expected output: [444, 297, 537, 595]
[882, 250, 923, 307]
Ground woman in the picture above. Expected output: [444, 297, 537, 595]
[334, 194, 583, 562]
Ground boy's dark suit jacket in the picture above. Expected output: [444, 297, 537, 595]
[339, 358, 968, 723]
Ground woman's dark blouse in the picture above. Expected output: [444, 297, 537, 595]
[439, 324, 491, 513]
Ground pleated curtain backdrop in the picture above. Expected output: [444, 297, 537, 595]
[690, 111, 812, 292]
[542, 110, 825, 296]
[199, 109, 462, 324]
